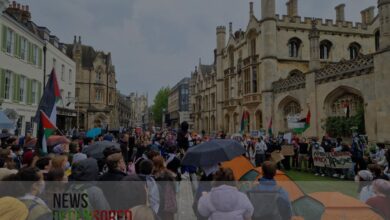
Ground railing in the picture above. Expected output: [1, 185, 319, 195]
[242, 93, 261, 105]
[223, 99, 239, 108]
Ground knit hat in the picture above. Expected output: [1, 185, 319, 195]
[22, 150, 34, 166]
[357, 170, 374, 181]
[0, 197, 28, 220]
[372, 179, 390, 196]
[72, 153, 87, 164]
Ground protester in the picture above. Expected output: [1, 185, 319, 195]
[119, 133, 130, 164]
[366, 179, 390, 219]
[298, 138, 309, 171]
[35, 157, 52, 180]
[355, 170, 375, 202]
[131, 205, 157, 220]
[249, 161, 292, 220]
[137, 159, 160, 214]
[68, 158, 110, 211]
[153, 155, 177, 220]
[384, 150, 390, 179]
[255, 137, 267, 167]
[0, 158, 17, 180]
[99, 152, 127, 181]
[0, 196, 29, 220]
[197, 167, 254, 220]
[311, 139, 325, 176]
[18, 167, 52, 220]
[368, 164, 389, 180]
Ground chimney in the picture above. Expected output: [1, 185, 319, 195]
[73, 35, 77, 44]
[335, 4, 345, 22]
[286, 0, 298, 17]
[229, 22, 233, 36]
[78, 36, 81, 44]
[361, 6, 375, 25]
[12, 1, 16, 8]
[249, 2, 254, 17]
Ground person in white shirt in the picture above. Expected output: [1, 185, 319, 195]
[255, 137, 267, 167]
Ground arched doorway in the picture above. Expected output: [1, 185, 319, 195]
[324, 86, 365, 137]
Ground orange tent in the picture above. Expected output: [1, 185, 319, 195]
[221, 156, 305, 202]
[309, 192, 383, 220]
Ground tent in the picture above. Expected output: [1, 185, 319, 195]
[308, 192, 383, 220]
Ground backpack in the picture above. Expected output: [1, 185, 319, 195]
[163, 182, 177, 213]
[65, 183, 94, 218]
[20, 199, 52, 220]
[247, 186, 283, 220]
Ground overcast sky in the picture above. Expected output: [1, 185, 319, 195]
[18, 0, 376, 105]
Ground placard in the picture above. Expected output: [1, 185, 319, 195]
[281, 145, 295, 156]
[312, 151, 353, 169]
[271, 151, 285, 163]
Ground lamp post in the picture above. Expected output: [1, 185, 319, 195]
[43, 40, 47, 89]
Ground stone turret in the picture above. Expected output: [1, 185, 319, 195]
[335, 4, 345, 22]
[72, 35, 82, 77]
[216, 26, 226, 55]
[260, 0, 277, 129]
[378, 0, 390, 49]
[0, 0, 10, 12]
[286, 0, 298, 17]
[309, 19, 320, 71]
[361, 6, 375, 25]
[216, 25, 226, 130]
[249, 2, 254, 17]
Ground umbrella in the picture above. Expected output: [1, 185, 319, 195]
[47, 135, 70, 147]
[86, 128, 102, 138]
[82, 140, 120, 159]
[182, 139, 246, 167]
[0, 111, 14, 130]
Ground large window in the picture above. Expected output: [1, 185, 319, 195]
[31, 80, 37, 104]
[96, 89, 103, 101]
[69, 69, 72, 84]
[211, 93, 216, 109]
[224, 78, 229, 100]
[6, 28, 14, 54]
[320, 40, 332, 60]
[375, 30, 380, 51]
[349, 42, 361, 60]
[32, 45, 38, 65]
[19, 76, 25, 103]
[61, 65, 65, 81]
[288, 38, 301, 58]
[4, 70, 12, 100]
[96, 71, 102, 82]
[229, 47, 235, 68]
[252, 67, 257, 93]
[250, 38, 256, 56]
[244, 69, 250, 94]
[20, 37, 28, 60]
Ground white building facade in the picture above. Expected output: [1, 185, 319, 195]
[0, 5, 44, 135]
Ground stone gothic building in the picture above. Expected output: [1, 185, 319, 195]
[66, 37, 119, 131]
[190, 0, 390, 143]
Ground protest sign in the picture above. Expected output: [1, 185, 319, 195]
[281, 145, 295, 156]
[271, 151, 285, 163]
[313, 151, 353, 169]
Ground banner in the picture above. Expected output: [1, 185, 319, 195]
[281, 145, 295, 156]
[312, 151, 353, 169]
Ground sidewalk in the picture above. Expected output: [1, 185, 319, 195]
[176, 179, 196, 220]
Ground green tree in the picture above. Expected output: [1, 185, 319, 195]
[151, 86, 170, 126]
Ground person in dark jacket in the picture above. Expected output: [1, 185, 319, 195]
[119, 133, 130, 164]
[70, 158, 110, 211]
[177, 121, 189, 152]
[99, 153, 127, 181]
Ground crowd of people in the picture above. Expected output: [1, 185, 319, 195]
[0, 122, 389, 220]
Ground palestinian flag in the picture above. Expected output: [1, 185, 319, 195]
[40, 110, 58, 153]
[240, 111, 250, 133]
[293, 110, 311, 134]
[35, 68, 62, 153]
[268, 117, 273, 136]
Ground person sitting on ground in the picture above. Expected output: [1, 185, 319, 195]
[249, 161, 292, 220]
[197, 167, 254, 220]
[355, 170, 375, 202]
[366, 179, 390, 220]
[368, 164, 389, 181]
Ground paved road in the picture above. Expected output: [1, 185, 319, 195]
[176, 179, 196, 220]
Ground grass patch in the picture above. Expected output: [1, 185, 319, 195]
[285, 170, 358, 198]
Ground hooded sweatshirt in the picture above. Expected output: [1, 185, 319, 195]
[198, 185, 254, 220]
[70, 158, 110, 211]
